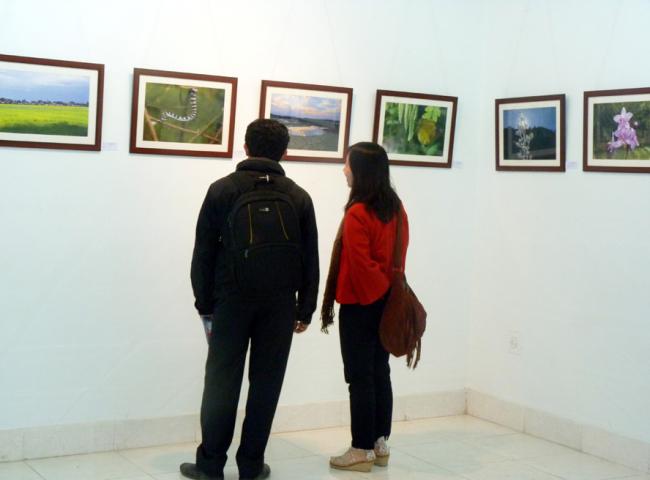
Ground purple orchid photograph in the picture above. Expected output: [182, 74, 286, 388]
[593, 103, 648, 159]
[585, 88, 650, 173]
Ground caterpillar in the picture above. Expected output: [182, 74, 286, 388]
[160, 87, 198, 122]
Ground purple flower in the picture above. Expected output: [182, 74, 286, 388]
[613, 107, 633, 127]
[607, 107, 640, 153]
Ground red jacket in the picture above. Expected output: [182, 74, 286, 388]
[336, 203, 409, 305]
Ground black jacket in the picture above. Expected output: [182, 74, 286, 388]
[191, 157, 319, 323]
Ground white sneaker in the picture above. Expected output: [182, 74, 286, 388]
[329, 446, 375, 472]
[374, 436, 390, 466]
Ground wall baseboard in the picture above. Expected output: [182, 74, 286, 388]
[4, 388, 647, 474]
[0, 390, 466, 462]
[467, 389, 650, 474]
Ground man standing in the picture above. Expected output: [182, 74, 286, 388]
[182, 119, 319, 480]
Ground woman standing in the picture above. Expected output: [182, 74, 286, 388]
[321, 142, 409, 472]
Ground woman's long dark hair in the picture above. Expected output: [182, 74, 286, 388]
[345, 142, 400, 223]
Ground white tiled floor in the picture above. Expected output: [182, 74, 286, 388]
[1, 415, 648, 480]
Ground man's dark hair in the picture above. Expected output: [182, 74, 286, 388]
[245, 119, 290, 161]
[345, 142, 401, 223]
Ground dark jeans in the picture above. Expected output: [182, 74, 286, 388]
[339, 296, 393, 450]
[196, 294, 295, 479]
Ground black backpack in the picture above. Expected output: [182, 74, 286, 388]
[225, 172, 303, 296]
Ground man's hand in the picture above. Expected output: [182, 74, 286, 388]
[294, 321, 308, 334]
[200, 314, 213, 343]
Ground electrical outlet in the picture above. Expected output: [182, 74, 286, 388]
[508, 331, 522, 355]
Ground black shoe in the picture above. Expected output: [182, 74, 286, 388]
[179, 462, 224, 480]
[240, 463, 271, 480]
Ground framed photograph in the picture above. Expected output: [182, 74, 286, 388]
[130, 68, 237, 157]
[0, 53, 103, 151]
[373, 90, 457, 168]
[495, 94, 565, 171]
[584, 87, 650, 173]
[259, 80, 352, 163]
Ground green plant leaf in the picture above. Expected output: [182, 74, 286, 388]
[422, 106, 441, 122]
[426, 143, 441, 155]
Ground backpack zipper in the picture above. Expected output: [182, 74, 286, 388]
[275, 202, 289, 240]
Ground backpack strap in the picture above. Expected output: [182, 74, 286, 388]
[230, 171, 294, 196]
[229, 171, 257, 196]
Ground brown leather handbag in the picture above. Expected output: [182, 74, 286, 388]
[379, 209, 427, 368]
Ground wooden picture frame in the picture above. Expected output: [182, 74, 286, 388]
[373, 89, 458, 168]
[130, 68, 237, 158]
[584, 87, 650, 173]
[0, 53, 104, 151]
[495, 94, 565, 172]
[259, 80, 353, 163]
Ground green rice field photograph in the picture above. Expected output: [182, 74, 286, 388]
[0, 67, 90, 136]
[142, 82, 225, 144]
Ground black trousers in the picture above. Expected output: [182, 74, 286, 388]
[196, 294, 295, 478]
[339, 296, 393, 450]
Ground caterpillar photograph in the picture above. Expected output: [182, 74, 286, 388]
[143, 83, 225, 145]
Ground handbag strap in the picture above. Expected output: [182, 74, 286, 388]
[391, 205, 404, 276]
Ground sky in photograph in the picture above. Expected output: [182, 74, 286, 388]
[504, 106, 556, 130]
[0, 68, 90, 103]
[271, 94, 342, 121]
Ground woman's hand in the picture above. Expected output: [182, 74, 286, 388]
[294, 321, 309, 334]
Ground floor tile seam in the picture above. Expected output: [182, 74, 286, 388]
[273, 436, 343, 458]
[464, 430, 519, 439]
[264, 452, 324, 465]
[599, 473, 650, 480]
[463, 432, 523, 442]
[596, 476, 646, 480]
[272, 425, 348, 436]
[517, 455, 566, 475]
[388, 446, 473, 475]
[438, 437, 518, 456]
[388, 439, 450, 448]
[427, 454, 514, 474]
[520, 450, 646, 470]
[607, 476, 650, 479]
[457, 438, 584, 461]
[268, 437, 323, 460]
[461, 459, 569, 480]
[23, 460, 47, 480]
[518, 455, 641, 480]
[389, 443, 447, 459]
[444, 460, 555, 480]
[106, 474, 156, 480]
[114, 449, 156, 476]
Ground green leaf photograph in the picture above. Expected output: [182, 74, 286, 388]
[373, 90, 457, 167]
[382, 102, 447, 156]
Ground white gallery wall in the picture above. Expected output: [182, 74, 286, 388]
[467, 0, 650, 445]
[0, 0, 648, 457]
[0, 0, 476, 436]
